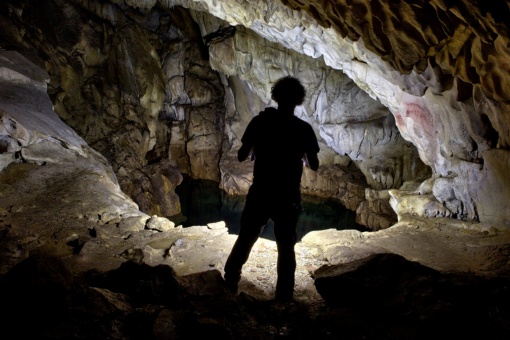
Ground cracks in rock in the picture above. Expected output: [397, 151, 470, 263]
[356, 128, 365, 159]
[0, 222, 11, 243]
[182, 116, 193, 177]
[120, 247, 144, 262]
[88, 227, 97, 238]
[204, 26, 236, 46]
[66, 237, 85, 255]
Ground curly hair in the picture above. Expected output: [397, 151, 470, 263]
[271, 76, 306, 107]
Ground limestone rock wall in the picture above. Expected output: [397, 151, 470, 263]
[1, 0, 412, 229]
[0, 50, 149, 263]
[3, 0, 510, 229]
[0, 51, 88, 170]
[156, 0, 510, 229]
[0, 0, 227, 217]
[189, 9, 430, 229]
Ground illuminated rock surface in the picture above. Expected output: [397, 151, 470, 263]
[1, 1, 510, 338]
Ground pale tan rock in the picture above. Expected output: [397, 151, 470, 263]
[147, 215, 176, 232]
[128, 159, 183, 218]
[356, 189, 396, 231]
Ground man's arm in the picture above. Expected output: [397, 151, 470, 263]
[303, 122, 320, 171]
[238, 143, 253, 162]
[238, 116, 258, 162]
[304, 152, 319, 171]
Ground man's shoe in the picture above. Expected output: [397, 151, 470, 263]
[224, 280, 238, 294]
[274, 292, 293, 303]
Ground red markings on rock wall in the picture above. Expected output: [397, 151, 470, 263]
[404, 102, 435, 137]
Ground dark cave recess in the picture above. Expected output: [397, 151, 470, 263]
[170, 176, 367, 241]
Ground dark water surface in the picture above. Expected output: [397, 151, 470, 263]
[170, 177, 367, 241]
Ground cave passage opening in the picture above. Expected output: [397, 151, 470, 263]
[169, 176, 368, 241]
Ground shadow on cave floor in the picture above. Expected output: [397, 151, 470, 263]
[2, 255, 509, 339]
[170, 177, 368, 241]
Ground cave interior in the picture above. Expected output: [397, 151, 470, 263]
[1, 0, 510, 338]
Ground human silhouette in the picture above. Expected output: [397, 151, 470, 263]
[224, 76, 320, 302]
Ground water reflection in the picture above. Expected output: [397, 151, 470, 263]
[170, 177, 367, 241]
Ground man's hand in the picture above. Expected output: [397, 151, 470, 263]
[238, 143, 253, 162]
[304, 152, 319, 171]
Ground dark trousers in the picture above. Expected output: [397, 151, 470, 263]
[224, 186, 301, 299]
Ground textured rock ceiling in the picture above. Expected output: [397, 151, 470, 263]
[151, 0, 510, 101]
[282, 0, 510, 102]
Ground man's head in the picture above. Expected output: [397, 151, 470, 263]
[271, 76, 306, 108]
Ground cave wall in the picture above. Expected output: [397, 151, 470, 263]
[1, 0, 228, 217]
[1, 0, 510, 230]
[155, 0, 510, 228]
[0, 50, 89, 168]
[0, 0, 402, 230]
[193, 15, 429, 190]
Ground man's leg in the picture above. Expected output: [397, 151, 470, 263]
[224, 198, 267, 293]
[273, 202, 300, 301]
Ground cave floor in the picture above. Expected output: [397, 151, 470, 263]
[1, 159, 510, 338]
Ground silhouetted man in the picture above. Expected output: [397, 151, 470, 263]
[224, 76, 320, 302]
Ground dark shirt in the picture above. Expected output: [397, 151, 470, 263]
[241, 107, 320, 198]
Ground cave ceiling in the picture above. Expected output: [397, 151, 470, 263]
[153, 0, 510, 103]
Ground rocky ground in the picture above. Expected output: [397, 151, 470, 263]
[1, 155, 510, 339]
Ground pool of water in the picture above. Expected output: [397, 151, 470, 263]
[170, 177, 367, 241]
